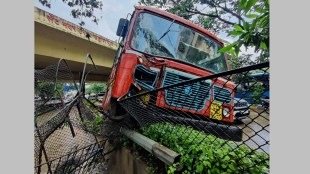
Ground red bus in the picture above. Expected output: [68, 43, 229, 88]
[102, 6, 235, 123]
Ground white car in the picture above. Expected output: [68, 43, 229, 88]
[233, 98, 250, 121]
[88, 93, 97, 100]
[45, 97, 62, 105]
[34, 96, 42, 107]
[97, 92, 105, 102]
[34, 96, 41, 101]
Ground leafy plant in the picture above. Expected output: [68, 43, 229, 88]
[141, 123, 269, 174]
[82, 114, 103, 135]
[38, 0, 103, 26]
[139, 0, 245, 35]
[250, 83, 265, 103]
[81, 100, 104, 135]
[218, 0, 269, 59]
[85, 83, 107, 95]
[35, 81, 64, 99]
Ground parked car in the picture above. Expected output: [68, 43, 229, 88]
[233, 97, 250, 121]
[45, 97, 62, 105]
[46, 96, 73, 105]
[34, 96, 41, 101]
[88, 93, 97, 100]
[34, 96, 42, 107]
[97, 92, 105, 102]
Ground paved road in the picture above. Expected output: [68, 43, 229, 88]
[236, 108, 270, 154]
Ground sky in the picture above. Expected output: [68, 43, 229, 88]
[34, 0, 139, 41]
[34, 0, 258, 58]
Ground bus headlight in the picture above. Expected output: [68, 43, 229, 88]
[134, 64, 158, 90]
[223, 108, 230, 117]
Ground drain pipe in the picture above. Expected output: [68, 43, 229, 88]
[120, 127, 181, 166]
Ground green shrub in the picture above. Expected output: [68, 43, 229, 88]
[250, 83, 265, 104]
[82, 100, 103, 135]
[141, 123, 269, 174]
[82, 115, 103, 134]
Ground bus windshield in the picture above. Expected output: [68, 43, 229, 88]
[130, 12, 228, 73]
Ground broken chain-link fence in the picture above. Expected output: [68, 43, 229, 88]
[118, 62, 270, 173]
[34, 57, 108, 174]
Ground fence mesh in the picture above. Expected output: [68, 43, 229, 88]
[34, 57, 270, 173]
[118, 62, 270, 173]
[34, 59, 107, 174]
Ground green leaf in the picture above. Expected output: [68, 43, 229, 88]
[245, 13, 259, 18]
[196, 164, 203, 173]
[245, 0, 258, 14]
[224, 156, 230, 161]
[235, 45, 240, 56]
[260, 41, 267, 50]
[254, 5, 267, 13]
[207, 161, 211, 168]
[244, 22, 250, 31]
[229, 48, 237, 58]
[240, 0, 248, 7]
[229, 31, 243, 36]
[218, 43, 235, 53]
[258, 15, 269, 26]
[238, 33, 246, 41]
[229, 152, 236, 156]
[234, 24, 243, 31]
[238, 0, 248, 13]
[229, 164, 235, 170]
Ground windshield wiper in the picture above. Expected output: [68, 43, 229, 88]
[158, 19, 176, 41]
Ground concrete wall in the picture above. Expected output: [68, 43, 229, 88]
[106, 148, 149, 174]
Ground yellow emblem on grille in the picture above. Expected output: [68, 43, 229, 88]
[210, 102, 223, 120]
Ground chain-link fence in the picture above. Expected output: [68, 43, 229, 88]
[34, 59, 107, 174]
[118, 62, 270, 173]
[34, 57, 270, 173]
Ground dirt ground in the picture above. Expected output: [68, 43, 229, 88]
[35, 106, 98, 173]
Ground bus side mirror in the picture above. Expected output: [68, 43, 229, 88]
[116, 18, 129, 37]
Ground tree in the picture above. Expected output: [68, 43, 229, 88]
[218, 0, 269, 62]
[228, 53, 255, 70]
[38, 0, 103, 26]
[86, 83, 107, 94]
[35, 81, 64, 99]
[139, 0, 244, 34]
